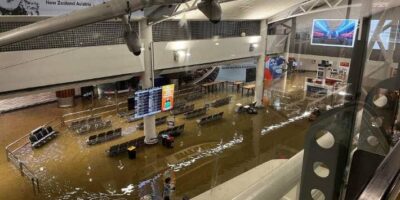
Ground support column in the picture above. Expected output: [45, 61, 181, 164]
[140, 20, 158, 144]
[254, 19, 267, 107]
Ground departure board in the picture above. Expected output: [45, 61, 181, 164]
[134, 87, 162, 118]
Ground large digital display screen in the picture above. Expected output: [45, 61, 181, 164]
[161, 84, 175, 111]
[133, 84, 175, 118]
[134, 87, 162, 118]
[311, 19, 358, 48]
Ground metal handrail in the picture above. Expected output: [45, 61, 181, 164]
[4, 117, 62, 195]
[62, 102, 127, 124]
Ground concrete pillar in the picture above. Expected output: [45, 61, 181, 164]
[139, 20, 158, 144]
[254, 19, 267, 107]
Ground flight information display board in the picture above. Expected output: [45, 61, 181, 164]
[134, 87, 162, 118]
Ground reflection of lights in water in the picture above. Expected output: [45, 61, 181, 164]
[261, 104, 344, 136]
[118, 160, 124, 170]
[168, 135, 244, 172]
[121, 184, 135, 195]
[261, 111, 311, 136]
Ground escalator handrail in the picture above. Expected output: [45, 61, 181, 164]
[358, 141, 400, 200]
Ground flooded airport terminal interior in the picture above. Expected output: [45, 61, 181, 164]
[0, 0, 400, 200]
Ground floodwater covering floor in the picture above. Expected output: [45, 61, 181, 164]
[0, 73, 316, 200]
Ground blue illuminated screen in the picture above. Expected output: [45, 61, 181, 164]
[311, 19, 358, 48]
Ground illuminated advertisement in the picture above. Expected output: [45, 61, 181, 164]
[162, 84, 175, 111]
[264, 56, 285, 80]
[311, 19, 358, 48]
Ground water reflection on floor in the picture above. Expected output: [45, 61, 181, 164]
[0, 73, 315, 200]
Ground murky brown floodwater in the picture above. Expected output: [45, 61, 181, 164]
[0, 73, 315, 200]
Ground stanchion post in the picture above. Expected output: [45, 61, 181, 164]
[31, 178, 36, 195]
[19, 162, 24, 176]
[5, 148, 9, 162]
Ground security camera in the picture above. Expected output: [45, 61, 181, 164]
[197, 0, 221, 24]
[124, 31, 141, 56]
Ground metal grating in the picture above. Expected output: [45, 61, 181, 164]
[0, 20, 261, 52]
[153, 20, 261, 42]
[0, 21, 138, 52]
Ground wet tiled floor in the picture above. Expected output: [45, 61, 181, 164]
[0, 73, 315, 200]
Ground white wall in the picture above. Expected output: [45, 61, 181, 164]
[0, 36, 263, 93]
[0, 45, 143, 93]
[153, 36, 263, 70]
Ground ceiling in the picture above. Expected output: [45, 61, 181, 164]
[171, 0, 306, 20]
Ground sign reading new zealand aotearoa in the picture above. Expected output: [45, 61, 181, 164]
[0, 0, 104, 16]
[0, 0, 144, 16]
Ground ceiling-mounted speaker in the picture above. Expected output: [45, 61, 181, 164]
[197, 0, 222, 24]
[124, 31, 141, 56]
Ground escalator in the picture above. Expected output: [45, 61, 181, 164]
[190, 66, 220, 85]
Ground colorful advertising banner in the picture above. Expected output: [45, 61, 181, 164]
[161, 84, 174, 112]
[264, 56, 285, 80]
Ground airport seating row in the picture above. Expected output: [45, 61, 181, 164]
[171, 104, 194, 115]
[184, 107, 207, 119]
[196, 112, 224, 125]
[185, 92, 204, 102]
[136, 116, 167, 130]
[69, 116, 101, 130]
[175, 85, 202, 95]
[107, 136, 146, 157]
[158, 124, 185, 137]
[86, 128, 122, 145]
[211, 96, 232, 108]
[75, 120, 112, 134]
[107, 124, 185, 157]
[173, 101, 186, 109]
[29, 126, 58, 148]
[171, 104, 195, 115]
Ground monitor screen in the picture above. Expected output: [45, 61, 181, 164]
[134, 87, 162, 118]
[127, 96, 135, 111]
[311, 19, 358, 48]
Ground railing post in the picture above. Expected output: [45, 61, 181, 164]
[19, 162, 24, 177]
[31, 178, 36, 195]
[36, 179, 40, 193]
[5, 148, 9, 162]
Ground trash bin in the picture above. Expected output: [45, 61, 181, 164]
[166, 136, 174, 148]
[127, 146, 136, 159]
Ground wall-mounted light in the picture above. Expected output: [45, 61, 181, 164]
[249, 43, 259, 52]
[174, 50, 190, 62]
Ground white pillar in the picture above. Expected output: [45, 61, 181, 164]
[254, 19, 267, 107]
[139, 20, 158, 144]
